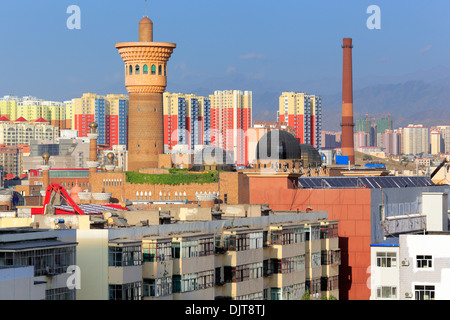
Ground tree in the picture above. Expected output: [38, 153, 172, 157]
[301, 290, 311, 300]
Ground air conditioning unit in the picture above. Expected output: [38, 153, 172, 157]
[405, 292, 413, 298]
[401, 259, 409, 266]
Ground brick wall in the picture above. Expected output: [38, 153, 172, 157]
[90, 171, 247, 205]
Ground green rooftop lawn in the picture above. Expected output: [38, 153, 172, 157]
[125, 170, 219, 186]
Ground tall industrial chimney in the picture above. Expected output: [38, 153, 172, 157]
[341, 38, 355, 165]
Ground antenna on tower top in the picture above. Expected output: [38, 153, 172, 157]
[145, 0, 148, 17]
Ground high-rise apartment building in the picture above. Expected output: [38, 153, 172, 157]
[163, 93, 211, 153]
[210, 90, 252, 166]
[320, 131, 341, 149]
[64, 100, 74, 130]
[354, 132, 369, 150]
[402, 124, 429, 155]
[381, 129, 401, 155]
[0, 144, 27, 176]
[436, 126, 450, 153]
[376, 117, 392, 149]
[73, 93, 129, 148]
[278, 92, 322, 149]
[0, 96, 68, 130]
[107, 94, 129, 147]
[430, 129, 444, 155]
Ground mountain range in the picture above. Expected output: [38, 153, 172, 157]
[167, 65, 450, 132]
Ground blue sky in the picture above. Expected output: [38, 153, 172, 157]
[0, 0, 449, 101]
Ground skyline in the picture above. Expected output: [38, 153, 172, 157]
[1, 1, 450, 126]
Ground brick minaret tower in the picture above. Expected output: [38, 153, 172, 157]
[116, 14, 176, 171]
[341, 38, 355, 165]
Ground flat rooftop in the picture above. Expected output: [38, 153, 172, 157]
[298, 176, 435, 189]
[370, 237, 399, 247]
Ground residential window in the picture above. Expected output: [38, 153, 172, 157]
[321, 276, 339, 292]
[108, 245, 142, 267]
[279, 283, 305, 300]
[142, 241, 171, 262]
[0, 246, 76, 277]
[311, 252, 321, 267]
[376, 286, 397, 299]
[172, 240, 198, 259]
[45, 287, 76, 300]
[224, 262, 263, 283]
[305, 226, 320, 241]
[377, 252, 397, 268]
[416, 255, 432, 268]
[198, 237, 214, 257]
[263, 259, 273, 277]
[222, 232, 263, 251]
[320, 224, 338, 239]
[109, 282, 142, 300]
[143, 277, 172, 297]
[172, 270, 214, 293]
[235, 291, 264, 300]
[415, 285, 435, 300]
[305, 278, 321, 295]
[270, 227, 304, 245]
[270, 288, 281, 300]
[272, 255, 305, 274]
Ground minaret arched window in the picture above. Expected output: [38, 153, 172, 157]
[129, 65, 133, 75]
[135, 65, 140, 75]
[151, 65, 156, 75]
[143, 65, 148, 75]
[158, 65, 162, 75]
[164, 65, 167, 76]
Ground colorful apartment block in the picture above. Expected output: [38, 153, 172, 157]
[278, 92, 322, 149]
[209, 90, 252, 166]
[0, 96, 69, 130]
[163, 92, 211, 153]
[73, 93, 129, 148]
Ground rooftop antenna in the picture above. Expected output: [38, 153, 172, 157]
[144, 0, 148, 17]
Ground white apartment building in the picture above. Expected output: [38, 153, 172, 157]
[2, 206, 339, 300]
[0, 228, 78, 300]
[0, 117, 59, 145]
[402, 124, 429, 155]
[370, 192, 450, 300]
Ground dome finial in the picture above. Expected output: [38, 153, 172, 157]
[139, 6, 153, 42]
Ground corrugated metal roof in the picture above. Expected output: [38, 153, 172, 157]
[0, 239, 77, 251]
[370, 237, 399, 247]
[298, 176, 435, 189]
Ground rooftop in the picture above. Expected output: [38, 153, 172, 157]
[370, 237, 399, 247]
[297, 176, 435, 189]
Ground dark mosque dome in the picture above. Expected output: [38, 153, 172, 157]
[256, 130, 302, 161]
[299, 144, 322, 167]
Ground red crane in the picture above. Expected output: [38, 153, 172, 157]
[42, 183, 86, 215]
